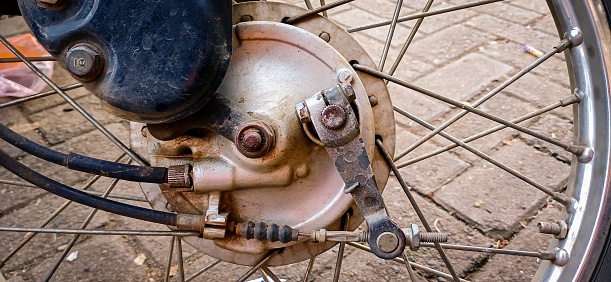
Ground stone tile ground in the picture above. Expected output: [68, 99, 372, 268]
[0, 0, 576, 281]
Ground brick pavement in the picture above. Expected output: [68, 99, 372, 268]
[0, 0, 573, 281]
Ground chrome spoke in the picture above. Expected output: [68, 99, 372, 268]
[393, 105, 574, 206]
[302, 257, 315, 282]
[332, 212, 351, 282]
[319, 0, 328, 17]
[286, 0, 354, 24]
[185, 259, 221, 282]
[376, 140, 460, 282]
[402, 252, 419, 282]
[355, 64, 585, 158]
[347, 242, 468, 282]
[304, 0, 314, 9]
[259, 269, 273, 282]
[43, 176, 122, 281]
[378, 0, 405, 71]
[164, 236, 176, 282]
[419, 243, 557, 260]
[0, 83, 82, 110]
[261, 267, 281, 282]
[396, 94, 580, 168]
[237, 250, 281, 282]
[177, 237, 185, 282]
[347, 0, 504, 33]
[387, 0, 435, 78]
[0, 56, 56, 63]
[0, 34, 149, 166]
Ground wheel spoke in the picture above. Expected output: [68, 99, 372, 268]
[402, 252, 420, 282]
[43, 176, 122, 281]
[261, 267, 281, 282]
[347, 0, 505, 33]
[378, 0, 405, 71]
[347, 242, 468, 282]
[355, 64, 585, 158]
[185, 259, 221, 282]
[177, 237, 186, 282]
[0, 83, 83, 110]
[419, 243, 557, 260]
[393, 105, 574, 206]
[302, 257, 315, 282]
[285, 0, 354, 24]
[164, 236, 176, 282]
[0, 227, 199, 236]
[333, 212, 351, 282]
[236, 249, 280, 282]
[304, 0, 314, 10]
[396, 94, 580, 168]
[387, 0, 435, 78]
[0, 34, 149, 166]
[319, 0, 328, 17]
[376, 140, 460, 282]
[0, 56, 55, 63]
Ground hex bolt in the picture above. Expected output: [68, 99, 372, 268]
[405, 224, 449, 250]
[321, 104, 346, 129]
[376, 232, 399, 253]
[296, 101, 311, 123]
[537, 221, 568, 239]
[319, 32, 331, 42]
[234, 123, 275, 158]
[65, 44, 103, 80]
[241, 128, 263, 151]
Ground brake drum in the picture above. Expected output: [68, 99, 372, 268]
[130, 2, 395, 266]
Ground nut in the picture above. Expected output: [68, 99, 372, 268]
[234, 123, 275, 158]
[296, 101, 311, 123]
[65, 44, 103, 80]
[321, 104, 346, 129]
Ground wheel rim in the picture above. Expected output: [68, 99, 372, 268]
[0, 0, 610, 281]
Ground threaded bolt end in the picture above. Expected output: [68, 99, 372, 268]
[538, 222, 561, 235]
[419, 232, 448, 243]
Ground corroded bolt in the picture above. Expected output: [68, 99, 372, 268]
[319, 32, 331, 42]
[241, 128, 263, 150]
[296, 101, 311, 123]
[377, 232, 399, 253]
[538, 221, 568, 239]
[240, 15, 253, 22]
[65, 44, 103, 80]
[321, 104, 346, 129]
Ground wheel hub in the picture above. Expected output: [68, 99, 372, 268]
[130, 1, 396, 266]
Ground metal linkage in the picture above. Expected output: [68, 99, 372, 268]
[0, 34, 149, 166]
[347, 0, 504, 33]
[285, 0, 354, 24]
[354, 64, 591, 163]
[392, 105, 575, 206]
[389, 34, 580, 162]
[396, 93, 582, 168]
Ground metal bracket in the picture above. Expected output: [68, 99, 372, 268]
[296, 84, 405, 259]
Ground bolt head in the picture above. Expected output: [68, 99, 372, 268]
[242, 129, 263, 150]
[337, 69, 353, 84]
[410, 223, 420, 251]
[321, 104, 346, 129]
[319, 32, 331, 42]
[65, 44, 103, 80]
[296, 101, 311, 123]
[376, 232, 399, 253]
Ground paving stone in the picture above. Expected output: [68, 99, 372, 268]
[509, 0, 550, 15]
[0, 193, 109, 275]
[502, 72, 573, 120]
[465, 14, 559, 50]
[437, 91, 539, 163]
[0, 17, 30, 38]
[414, 3, 477, 35]
[0, 104, 44, 158]
[19, 66, 91, 115]
[393, 129, 470, 194]
[406, 24, 494, 66]
[468, 1, 544, 25]
[347, 0, 417, 20]
[52, 122, 130, 160]
[519, 114, 574, 164]
[532, 14, 560, 36]
[29, 95, 122, 145]
[471, 205, 562, 282]
[434, 140, 570, 238]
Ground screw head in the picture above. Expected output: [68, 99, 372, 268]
[241, 129, 263, 150]
[296, 101, 311, 123]
[319, 32, 331, 42]
[376, 232, 399, 253]
[66, 44, 103, 80]
[321, 104, 346, 129]
[337, 69, 353, 84]
[240, 15, 253, 22]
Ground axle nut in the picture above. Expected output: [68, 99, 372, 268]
[65, 44, 103, 80]
[321, 104, 346, 129]
[376, 232, 399, 253]
[235, 123, 275, 158]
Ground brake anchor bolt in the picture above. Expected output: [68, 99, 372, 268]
[405, 224, 448, 250]
[65, 44, 104, 80]
[537, 221, 568, 239]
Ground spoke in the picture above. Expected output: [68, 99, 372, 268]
[177, 237, 186, 282]
[237, 249, 281, 282]
[0, 227, 199, 236]
[402, 252, 420, 282]
[376, 140, 460, 282]
[302, 257, 315, 282]
[164, 236, 176, 282]
[285, 0, 354, 24]
[391, 40, 568, 161]
[0, 56, 56, 63]
[259, 269, 273, 282]
[378, 0, 405, 71]
[319, 0, 328, 17]
[419, 243, 556, 260]
[347, 0, 504, 33]
[393, 106, 574, 206]
[355, 64, 585, 158]
[0, 34, 149, 166]
[396, 94, 580, 168]
[387, 0, 435, 78]
[333, 212, 351, 282]
[347, 242, 468, 282]
[43, 176, 121, 281]
[261, 267, 281, 282]
[304, 0, 314, 9]
[0, 83, 82, 109]
[185, 259, 221, 282]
